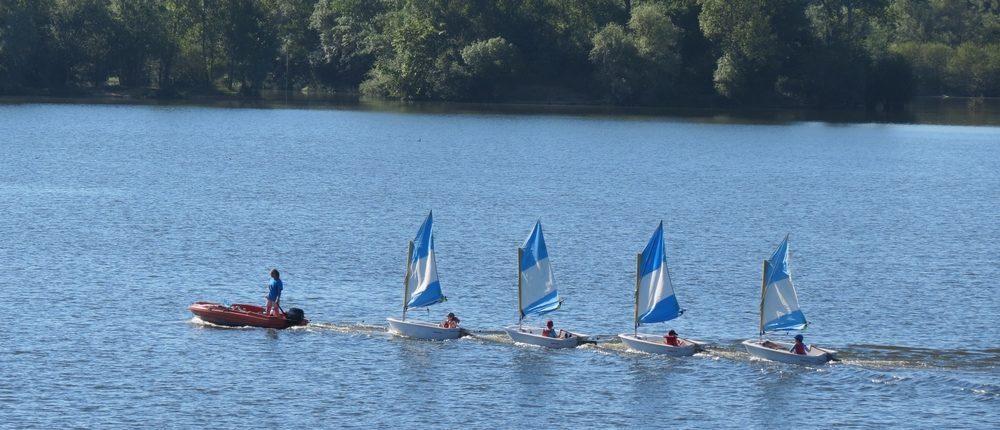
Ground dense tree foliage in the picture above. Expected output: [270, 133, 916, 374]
[1, 0, 997, 108]
[589, 3, 681, 104]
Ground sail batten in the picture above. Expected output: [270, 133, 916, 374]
[518, 220, 561, 319]
[760, 235, 807, 333]
[636, 222, 682, 326]
[405, 212, 446, 309]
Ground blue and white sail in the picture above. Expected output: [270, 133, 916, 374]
[404, 211, 445, 310]
[518, 220, 561, 321]
[759, 235, 807, 334]
[635, 221, 682, 327]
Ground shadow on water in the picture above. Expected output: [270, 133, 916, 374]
[3, 92, 999, 126]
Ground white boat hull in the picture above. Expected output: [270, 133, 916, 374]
[387, 318, 461, 340]
[618, 333, 700, 356]
[742, 339, 837, 365]
[504, 326, 580, 349]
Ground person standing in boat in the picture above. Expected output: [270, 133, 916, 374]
[440, 312, 460, 328]
[265, 269, 283, 317]
[790, 334, 810, 355]
[664, 330, 684, 346]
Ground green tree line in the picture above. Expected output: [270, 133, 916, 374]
[1, 0, 997, 109]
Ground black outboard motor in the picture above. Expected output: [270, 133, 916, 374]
[286, 307, 305, 325]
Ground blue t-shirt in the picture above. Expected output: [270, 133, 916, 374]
[268, 278, 283, 301]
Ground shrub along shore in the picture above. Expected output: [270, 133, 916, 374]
[2, 1, 997, 111]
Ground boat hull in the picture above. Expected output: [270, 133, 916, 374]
[504, 326, 581, 349]
[618, 333, 700, 356]
[387, 317, 461, 340]
[742, 339, 837, 365]
[188, 301, 308, 329]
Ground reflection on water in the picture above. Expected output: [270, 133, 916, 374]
[751, 369, 806, 428]
[2, 93, 999, 126]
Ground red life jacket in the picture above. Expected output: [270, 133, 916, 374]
[792, 342, 807, 354]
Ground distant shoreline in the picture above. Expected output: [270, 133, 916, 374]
[3, 91, 998, 127]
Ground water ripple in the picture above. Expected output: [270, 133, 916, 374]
[2, 104, 998, 428]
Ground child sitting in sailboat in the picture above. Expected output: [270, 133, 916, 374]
[663, 330, 685, 346]
[542, 320, 571, 339]
[761, 334, 811, 355]
[790, 334, 810, 354]
[440, 313, 460, 328]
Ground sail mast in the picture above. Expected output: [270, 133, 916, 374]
[758, 259, 769, 336]
[634, 253, 641, 336]
[402, 240, 414, 320]
[517, 247, 524, 325]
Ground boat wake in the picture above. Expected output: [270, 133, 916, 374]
[692, 340, 999, 371]
[188, 316, 255, 329]
[190, 317, 999, 371]
[460, 329, 514, 344]
[303, 321, 389, 334]
[836, 344, 999, 371]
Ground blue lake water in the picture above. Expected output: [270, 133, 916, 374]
[1, 103, 998, 428]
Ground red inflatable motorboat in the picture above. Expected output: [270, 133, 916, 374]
[188, 301, 308, 329]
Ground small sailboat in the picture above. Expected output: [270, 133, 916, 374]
[504, 220, 581, 348]
[387, 212, 461, 340]
[618, 222, 701, 356]
[742, 235, 837, 365]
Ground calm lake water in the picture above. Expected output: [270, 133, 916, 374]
[1, 103, 997, 428]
